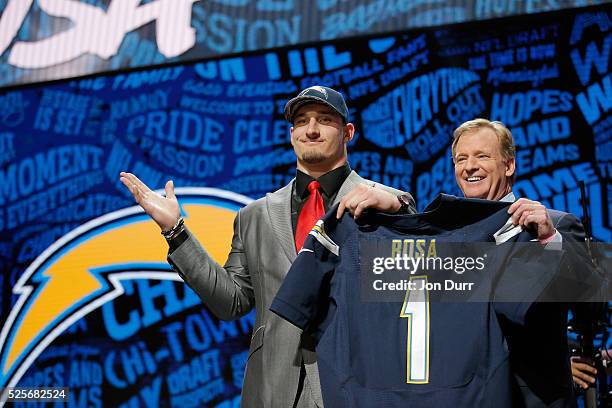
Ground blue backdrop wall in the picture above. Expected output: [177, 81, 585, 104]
[0, 4, 610, 407]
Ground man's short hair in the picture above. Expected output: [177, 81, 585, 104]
[451, 118, 516, 183]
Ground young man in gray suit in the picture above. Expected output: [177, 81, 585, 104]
[120, 86, 415, 407]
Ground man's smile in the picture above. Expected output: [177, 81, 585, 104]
[466, 176, 484, 183]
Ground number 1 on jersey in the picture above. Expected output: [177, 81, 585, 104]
[400, 275, 430, 384]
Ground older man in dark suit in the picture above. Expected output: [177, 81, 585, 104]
[450, 119, 586, 408]
[341, 118, 593, 407]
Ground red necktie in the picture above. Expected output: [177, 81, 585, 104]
[295, 180, 325, 252]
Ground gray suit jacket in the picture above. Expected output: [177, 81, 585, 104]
[167, 171, 413, 408]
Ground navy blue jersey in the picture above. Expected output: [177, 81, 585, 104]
[271, 194, 560, 408]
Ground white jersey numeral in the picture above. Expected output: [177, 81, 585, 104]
[400, 275, 430, 383]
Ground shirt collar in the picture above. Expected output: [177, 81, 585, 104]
[500, 192, 516, 202]
[295, 163, 351, 199]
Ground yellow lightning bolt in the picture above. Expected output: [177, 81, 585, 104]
[2, 203, 235, 376]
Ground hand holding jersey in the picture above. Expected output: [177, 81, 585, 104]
[507, 198, 557, 242]
[336, 183, 401, 219]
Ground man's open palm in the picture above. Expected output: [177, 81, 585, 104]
[119, 172, 181, 231]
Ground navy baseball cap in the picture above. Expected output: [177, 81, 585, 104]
[284, 86, 349, 123]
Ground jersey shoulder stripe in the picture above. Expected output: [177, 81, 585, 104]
[309, 219, 339, 256]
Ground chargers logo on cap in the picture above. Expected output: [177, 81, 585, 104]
[0, 187, 251, 395]
[300, 86, 328, 99]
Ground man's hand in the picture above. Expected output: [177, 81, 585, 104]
[336, 184, 400, 219]
[119, 172, 181, 231]
[571, 356, 597, 389]
[507, 198, 556, 241]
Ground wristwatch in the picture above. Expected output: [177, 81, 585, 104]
[397, 194, 412, 214]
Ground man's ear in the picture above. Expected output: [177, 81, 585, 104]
[343, 123, 355, 143]
[290, 126, 295, 147]
[505, 157, 516, 177]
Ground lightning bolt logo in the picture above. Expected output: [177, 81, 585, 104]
[0, 187, 251, 393]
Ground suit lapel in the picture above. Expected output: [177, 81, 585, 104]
[333, 171, 365, 205]
[266, 181, 297, 263]
[267, 171, 364, 264]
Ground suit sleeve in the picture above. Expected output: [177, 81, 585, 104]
[270, 223, 340, 340]
[554, 211, 585, 243]
[496, 213, 606, 324]
[374, 182, 417, 214]
[492, 225, 574, 325]
[555, 212, 608, 301]
[167, 209, 255, 321]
